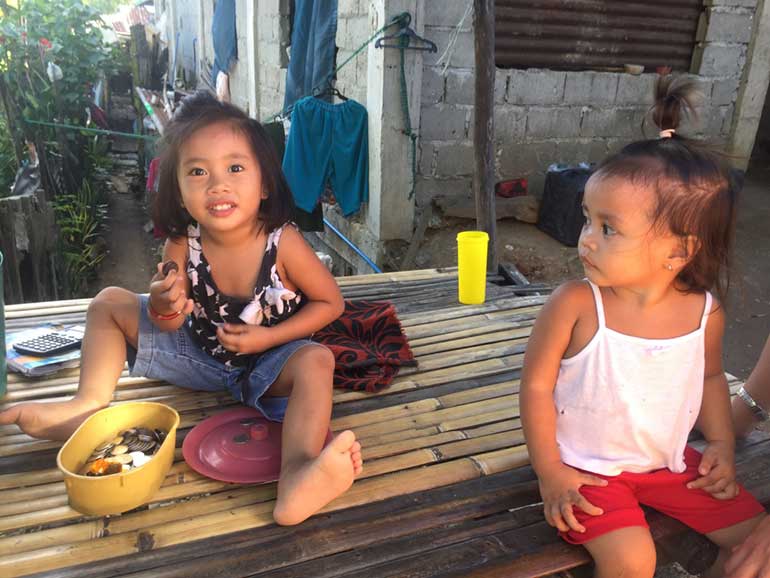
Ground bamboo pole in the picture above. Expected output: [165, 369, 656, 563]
[407, 320, 533, 347]
[410, 327, 532, 356]
[0, 467, 62, 491]
[353, 396, 518, 439]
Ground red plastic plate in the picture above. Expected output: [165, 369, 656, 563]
[182, 407, 331, 484]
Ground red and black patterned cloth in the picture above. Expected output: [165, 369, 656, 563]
[315, 301, 417, 392]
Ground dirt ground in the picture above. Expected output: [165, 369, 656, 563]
[93, 186, 160, 294]
[724, 166, 770, 378]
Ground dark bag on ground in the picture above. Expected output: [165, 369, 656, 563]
[537, 165, 593, 247]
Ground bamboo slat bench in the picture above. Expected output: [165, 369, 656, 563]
[1, 269, 768, 578]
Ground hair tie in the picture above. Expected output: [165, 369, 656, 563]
[659, 129, 676, 138]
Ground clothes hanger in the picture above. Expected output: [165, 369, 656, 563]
[276, 78, 347, 121]
[312, 81, 348, 101]
[375, 14, 437, 53]
[375, 28, 437, 52]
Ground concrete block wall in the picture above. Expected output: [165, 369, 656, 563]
[200, 0, 215, 79]
[417, 1, 758, 207]
[227, 0, 253, 114]
[335, 0, 369, 104]
[172, 0, 201, 81]
[255, 0, 288, 120]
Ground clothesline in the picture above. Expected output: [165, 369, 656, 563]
[22, 118, 158, 141]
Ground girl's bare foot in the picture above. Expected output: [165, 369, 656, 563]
[0, 399, 106, 440]
[273, 429, 363, 526]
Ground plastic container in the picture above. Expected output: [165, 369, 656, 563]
[537, 165, 593, 247]
[0, 250, 5, 398]
[57, 402, 180, 515]
[457, 231, 489, 305]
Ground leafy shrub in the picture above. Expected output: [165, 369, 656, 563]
[0, 117, 15, 197]
[53, 179, 109, 295]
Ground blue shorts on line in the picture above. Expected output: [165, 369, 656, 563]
[282, 96, 369, 216]
[127, 294, 318, 422]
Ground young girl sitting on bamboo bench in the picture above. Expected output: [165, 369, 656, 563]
[520, 76, 766, 577]
[0, 91, 363, 526]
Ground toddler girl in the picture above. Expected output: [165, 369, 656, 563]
[521, 76, 766, 577]
[1, 91, 363, 526]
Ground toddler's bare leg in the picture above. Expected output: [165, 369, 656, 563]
[584, 526, 657, 578]
[704, 512, 765, 578]
[0, 287, 140, 440]
[268, 345, 363, 526]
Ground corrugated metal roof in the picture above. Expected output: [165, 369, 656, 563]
[495, 0, 704, 71]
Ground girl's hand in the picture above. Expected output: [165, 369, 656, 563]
[537, 462, 608, 533]
[217, 323, 275, 354]
[149, 262, 193, 317]
[687, 440, 739, 499]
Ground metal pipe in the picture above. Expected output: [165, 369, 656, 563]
[323, 218, 383, 274]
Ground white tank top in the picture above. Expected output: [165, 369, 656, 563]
[554, 281, 712, 476]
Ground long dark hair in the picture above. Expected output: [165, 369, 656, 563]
[153, 90, 295, 237]
[592, 75, 739, 303]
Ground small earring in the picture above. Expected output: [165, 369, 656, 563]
[666, 263, 673, 271]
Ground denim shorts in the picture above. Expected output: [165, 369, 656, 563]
[127, 294, 318, 422]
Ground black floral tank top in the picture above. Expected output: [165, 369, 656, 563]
[186, 223, 303, 366]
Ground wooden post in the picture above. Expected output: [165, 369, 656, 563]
[473, 0, 497, 272]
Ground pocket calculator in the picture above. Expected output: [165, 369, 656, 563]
[12, 331, 83, 357]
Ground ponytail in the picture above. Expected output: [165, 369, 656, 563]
[592, 75, 738, 304]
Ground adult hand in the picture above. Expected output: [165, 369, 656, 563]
[537, 462, 608, 533]
[725, 515, 770, 578]
[687, 440, 739, 500]
[217, 323, 275, 354]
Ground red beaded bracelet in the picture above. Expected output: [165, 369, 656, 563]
[147, 301, 181, 321]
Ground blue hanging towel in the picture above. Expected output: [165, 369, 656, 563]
[210, 0, 237, 82]
[283, 0, 338, 110]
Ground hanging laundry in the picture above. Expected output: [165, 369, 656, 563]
[88, 103, 109, 129]
[146, 157, 160, 194]
[282, 96, 368, 217]
[215, 71, 230, 103]
[263, 121, 324, 231]
[210, 0, 237, 83]
[283, 0, 338, 110]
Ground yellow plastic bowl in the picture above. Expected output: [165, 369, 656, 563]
[57, 402, 180, 516]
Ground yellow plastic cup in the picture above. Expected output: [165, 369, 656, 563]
[57, 402, 180, 515]
[457, 231, 489, 304]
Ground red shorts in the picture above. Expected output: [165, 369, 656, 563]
[561, 446, 765, 544]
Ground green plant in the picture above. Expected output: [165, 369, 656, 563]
[85, 135, 113, 176]
[53, 179, 109, 295]
[0, 117, 16, 197]
[0, 0, 115, 191]
[1, 0, 123, 293]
